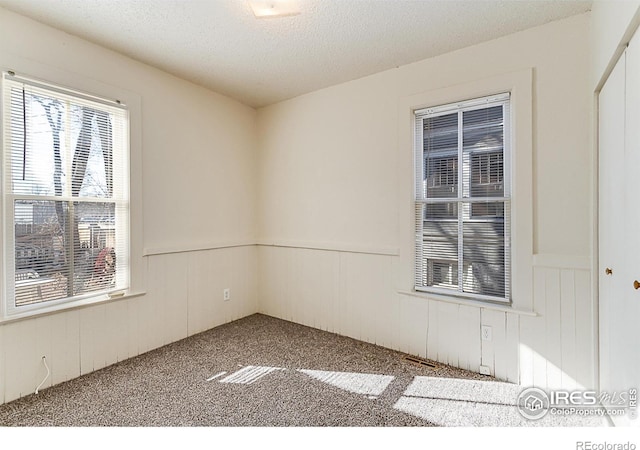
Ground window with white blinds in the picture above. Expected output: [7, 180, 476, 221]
[414, 93, 511, 303]
[2, 73, 130, 316]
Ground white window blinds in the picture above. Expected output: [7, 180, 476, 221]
[414, 93, 511, 303]
[2, 73, 130, 315]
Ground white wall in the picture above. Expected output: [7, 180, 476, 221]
[591, 0, 640, 89]
[0, 7, 258, 404]
[257, 13, 595, 390]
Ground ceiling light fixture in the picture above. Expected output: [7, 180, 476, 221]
[248, 0, 300, 18]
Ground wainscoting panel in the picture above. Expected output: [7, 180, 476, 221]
[397, 293, 428, 359]
[3, 317, 41, 401]
[574, 269, 595, 390]
[186, 246, 257, 337]
[0, 245, 257, 405]
[519, 266, 594, 390]
[458, 304, 482, 373]
[79, 303, 108, 375]
[291, 248, 340, 332]
[339, 251, 395, 345]
[146, 252, 189, 351]
[257, 245, 595, 391]
[258, 245, 293, 322]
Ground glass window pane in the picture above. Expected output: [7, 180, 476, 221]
[470, 152, 504, 198]
[427, 259, 458, 290]
[462, 218, 505, 298]
[69, 105, 113, 198]
[14, 200, 68, 306]
[471, 200, 504, 218]
[13, 199, 117, 307]
[73, 201, 117, 295]
[422, 220, 458, 289]
[463, 105, 504, 200]
[423, 112, 458, 199]
[425, 156, 458, 199]
[10, 89, 68, 196]
[462, 105, 504, 152]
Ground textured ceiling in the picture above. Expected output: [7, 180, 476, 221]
[0, 0, 591, 108]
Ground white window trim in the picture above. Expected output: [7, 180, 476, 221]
[0, 62, 145, 322]
[397, 69, 534, 313]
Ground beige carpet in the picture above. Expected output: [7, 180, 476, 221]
[0, 314, 605, 427]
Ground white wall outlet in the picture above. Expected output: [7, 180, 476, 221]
[481, 325, 492, 341]
[479, 365, 492, 376]
[223, 288, 231, 301]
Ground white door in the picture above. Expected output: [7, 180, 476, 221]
[599, 34, 640, 427]
[598, 48, 625, 408]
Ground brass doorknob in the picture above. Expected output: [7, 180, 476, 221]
[634, 280, 640, 290]
[606, 268, 613, 275]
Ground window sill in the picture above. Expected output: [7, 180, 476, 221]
[398, 289, 537, 316]
[0, 290, 146, 325]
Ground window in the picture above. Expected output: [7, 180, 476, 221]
[2, 72, 129, 317]
[414, 93, 510, 303]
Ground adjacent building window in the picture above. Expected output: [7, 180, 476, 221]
[414, 93, 510, 303]
[2, 73, 129, 316]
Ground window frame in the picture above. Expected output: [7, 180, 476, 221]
[397, 69, 533, 313]
[415, 93, 511, 304]
[0, 71, 140, 321]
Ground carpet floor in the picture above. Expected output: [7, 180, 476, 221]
[0, 314, 605, 427]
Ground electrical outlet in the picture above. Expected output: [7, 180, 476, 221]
[223, 288, 231, 301]
[481, 325, 492, 341]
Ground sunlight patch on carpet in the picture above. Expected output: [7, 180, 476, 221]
[393, 376, 608, 426]
[219, 366, 285, 385]
[298, 369, 394, 398]
[403, 376, 521, 405]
